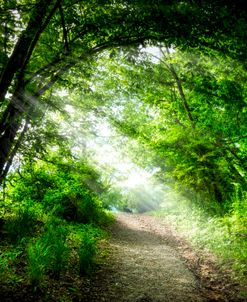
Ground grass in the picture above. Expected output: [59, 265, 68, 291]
[78, 232, 97, 275]
[27, 240, 51, 286]
[4, 201, 40, 243]
[152, 193, 247, 283]
[0, 210, 111, 296]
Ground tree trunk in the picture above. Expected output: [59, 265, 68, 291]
[0, 114, 30, 184]
[0, 87, 27, 179]
[0, 0, 60, 104]
[0, 0, 61, 181]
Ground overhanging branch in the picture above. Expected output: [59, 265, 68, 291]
[59, 3, 69, 52]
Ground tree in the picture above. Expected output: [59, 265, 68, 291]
[72, 46, 247, 206]
[0, 0, 147, 181]
[0, 0, 247, 182]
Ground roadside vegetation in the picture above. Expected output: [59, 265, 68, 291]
[0, 0, 247, 300]
[152, 191, 247, 285]
[0, 155, 113, 299]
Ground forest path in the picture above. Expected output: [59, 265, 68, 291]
[82, 213, 208, 302]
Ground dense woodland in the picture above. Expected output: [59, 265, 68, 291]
[0, 0, 247, 300]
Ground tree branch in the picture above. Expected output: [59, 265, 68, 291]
[161, 47, 195, 128]
[59, 2, 69, 52]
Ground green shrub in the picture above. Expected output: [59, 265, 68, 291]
[4, 202, 39, 242]
[5, 159, 108, 225]
[8, 169, 56, 204]
[78, 232, 96, 275]
[42, 186, 100, 224]
[4, 158, 111, 286]
[0, 254, 10, 282]
[27, 240, 51, 287]
[27, 222, 69, 285]
[67, 224, 103, 275]
[96, 209, 115, 226]
[0, 251, 23, 286]
[42, 222, 69, 278]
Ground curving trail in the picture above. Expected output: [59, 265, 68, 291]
[83, 213, 207, 302]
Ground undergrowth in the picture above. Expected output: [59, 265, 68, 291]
[152, 191, 247, 283]
[0, 159, 114, 298]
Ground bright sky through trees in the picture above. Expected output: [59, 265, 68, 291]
[61, 104, 158, 188]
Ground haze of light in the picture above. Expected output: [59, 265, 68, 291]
[58, 103, 168, 210]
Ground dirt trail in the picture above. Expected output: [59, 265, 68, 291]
[83, 213, 208, 302]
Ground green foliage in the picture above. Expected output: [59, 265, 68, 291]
[4, 201, 40, 242]
[42, 222, 69, 278]
[0, 154, 112, 290]
[6, 158, 107, 225]
[101, 189, 128, 211]
[1, 0, 247, 296]
[153, 190, 247, 281]
[78, 232, 97, 275]
[27, 221, 69, 285]
[0, 251, 22, 285]
[67, 223, 106, 275]
[0, 254, 12, 283]
[88, 48, 247, 209]
[26, 221, 107, 287]
[27, 239, 51, 286]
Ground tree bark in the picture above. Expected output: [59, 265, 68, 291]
[0, 86, 27, 179]
[0, 114, 30, 184]
[0, 0, 60, 104]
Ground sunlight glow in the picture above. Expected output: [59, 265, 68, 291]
[64, 104, 75, 113]
[57, 106, 170, 212]
[56, 89, 68, 97]
[121, 171, 150, 188]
